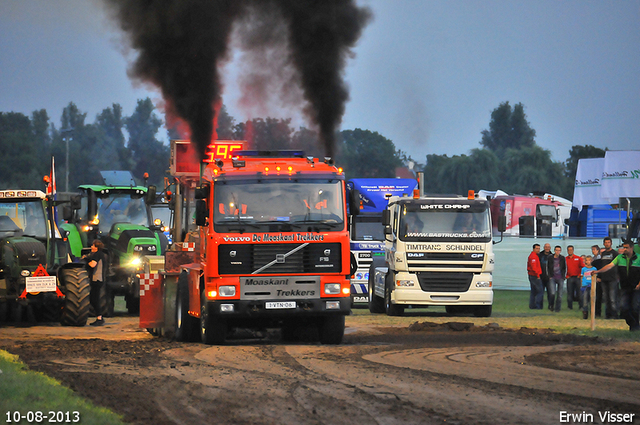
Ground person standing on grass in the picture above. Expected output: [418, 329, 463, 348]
[527, 244, 543, 309]
[84, 240, 107, 326]
[565, 245, 584, 310]
[597, 237, 620, 319]
[546, 245, 566, 312]
[593, 240, 640, 332]
[580, 255, 597, 320]
[539, 243, 553, 310]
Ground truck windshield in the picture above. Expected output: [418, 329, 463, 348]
[213, 180, 344, 231]
[96, 194, 149, 233]
[0, 199, 47, 239]
[352, 216, 384, 241]
[399, 204, 491, 242]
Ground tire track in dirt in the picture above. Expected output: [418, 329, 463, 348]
[362, 345, 640, 406]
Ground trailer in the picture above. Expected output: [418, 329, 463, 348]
[489, 193, 571, 238]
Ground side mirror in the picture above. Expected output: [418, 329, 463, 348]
[195, 199, 208, 226]
[382, 210, 391, 226]
[70, 195, 81, 210]
[195, 184, 210, 200]
[383, 225, 392, 235]
[146, 185, 157, 205]
[62, 205, 74, 221]
[498, 215, 507, 233]
[348, 189, 360, 216]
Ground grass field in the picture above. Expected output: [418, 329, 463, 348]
[350, 289, 637, 341]
[0, 351, 125, 425]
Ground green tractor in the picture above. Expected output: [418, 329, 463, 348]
[0, 189, 90, 325]
[60, 171, 166, 315]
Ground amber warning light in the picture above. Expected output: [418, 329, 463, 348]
[170, 140, 245, 176]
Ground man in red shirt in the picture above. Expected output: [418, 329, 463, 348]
[527, 244, 543, 309]
[565, 245, 584, 310]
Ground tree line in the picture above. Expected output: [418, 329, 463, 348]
[0, 99, 605, 199]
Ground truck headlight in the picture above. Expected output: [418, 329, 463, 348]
[218, 285, 236, 297]
[396, 280, 414, 287]
[324, 283, 341, 294]
[134, 245, 143, 252]
[476, 281, 492, 288]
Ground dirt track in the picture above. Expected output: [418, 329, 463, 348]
[1, 316, 640, 425]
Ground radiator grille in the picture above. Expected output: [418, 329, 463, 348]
[218, 243, 342, 275]
[416, 272, 473, 292]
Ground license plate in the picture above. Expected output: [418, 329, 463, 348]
[265, 301, 296, 309]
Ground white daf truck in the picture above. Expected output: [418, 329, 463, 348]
[367, 176, 504, 317]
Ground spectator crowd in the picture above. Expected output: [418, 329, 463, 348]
[527, 237, 640, 332]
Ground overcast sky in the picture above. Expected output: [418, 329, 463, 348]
[1, 0, 638, 164]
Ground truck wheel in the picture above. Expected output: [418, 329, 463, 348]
[368, 282, 385, 314]
[473, 305, 492, 317]
[319, 315, 345, 344]
[200, 290, 226, 345]
[384, 274, 404, 317]
[60, 268, 91, 326]
[174, 272, 199, 342]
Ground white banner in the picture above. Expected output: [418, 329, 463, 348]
[573, 158, 610, 210]
[25, 276, 57, 293]
[601, 150, 640, 200]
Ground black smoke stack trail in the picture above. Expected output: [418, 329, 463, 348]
[276, 0, 371, 157]
[104, 0, 370, 158]
[103, 0, 242, 159]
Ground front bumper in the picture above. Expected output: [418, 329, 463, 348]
[206, 297, 351, 318]
[392, 271, 493, 306]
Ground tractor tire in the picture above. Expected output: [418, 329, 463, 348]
[200, 290, 227, 345]
[473, 305, 492, 317]
[60, 268, 91, 326]
[0, 301, 7, 323]
[174, 272, 199, 342]
[384, 273, 404, 317]
[319, 315, 345, 345]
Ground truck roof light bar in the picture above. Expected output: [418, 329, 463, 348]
[468, 190, 475, 200]
[324, 157, 335, 166]
[235, 150, 305, 158]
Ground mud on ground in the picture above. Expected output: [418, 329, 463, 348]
[1, 318, 639, 425]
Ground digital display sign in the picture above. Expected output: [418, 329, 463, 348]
[170, 140, 246, 176]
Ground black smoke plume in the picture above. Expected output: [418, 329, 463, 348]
[104, 0, 370, 158]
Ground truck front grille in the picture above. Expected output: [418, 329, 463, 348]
[416, 272, 473, 292]
[218, 243, 342, 275]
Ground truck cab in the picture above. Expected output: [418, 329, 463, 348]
[369, 188, 495, 317]
[346, 179, 417, 305]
